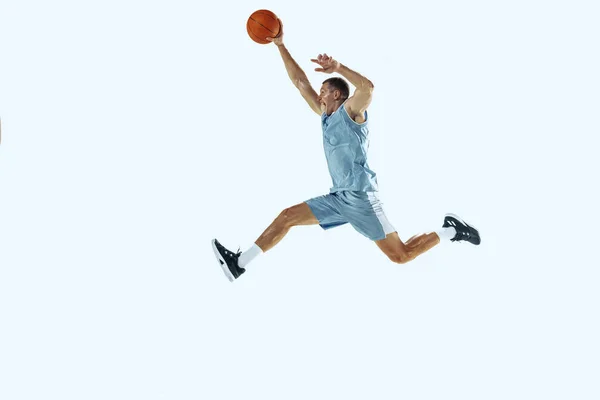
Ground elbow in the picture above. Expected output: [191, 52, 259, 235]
[295, 78, 310, 90]
[359, 80, 374, 92]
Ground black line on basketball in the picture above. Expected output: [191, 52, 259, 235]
[255, 11, 278, 22]
[249, 16, 278, 35]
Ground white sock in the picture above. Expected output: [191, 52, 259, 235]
[238, 243, 263, 269]
[436, 227, 457, 241]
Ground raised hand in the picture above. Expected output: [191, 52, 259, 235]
[310, 53, 340, 74]
[265, 18, 284, 46]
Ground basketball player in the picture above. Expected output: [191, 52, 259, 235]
[212, 20, 480, 281]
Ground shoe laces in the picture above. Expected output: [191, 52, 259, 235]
[455, 230, 471, 241]
[217, 244, 242, 257]
[220, 244, 241, 258]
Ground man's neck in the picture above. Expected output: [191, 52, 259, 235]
[327, 100, 344, 115]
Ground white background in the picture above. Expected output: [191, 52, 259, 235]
[1, 1, 599, 399]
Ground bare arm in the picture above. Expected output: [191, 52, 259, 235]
[267, 22, 321, 115]
[337, 63, 374, 117]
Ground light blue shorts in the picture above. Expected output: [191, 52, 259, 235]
[304, 191, 396, 241]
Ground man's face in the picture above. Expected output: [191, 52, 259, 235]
[318, 84, 338, 109]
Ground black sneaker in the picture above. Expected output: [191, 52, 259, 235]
[443, 214, 481, 245]
[212, 239, 245, 282]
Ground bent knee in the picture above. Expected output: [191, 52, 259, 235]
[276, 207, 298, 227]
[276, 203, 318, 228]
[389, 252, 412, 264]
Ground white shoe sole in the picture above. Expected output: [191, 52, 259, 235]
[445, 213, 478, 232]
[211, 239, 234, 282]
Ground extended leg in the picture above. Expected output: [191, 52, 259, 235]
[212, 202, 320, 282]
[255, 202, 319, 252]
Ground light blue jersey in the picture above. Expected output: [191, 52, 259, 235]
[321, 102, 379, 193]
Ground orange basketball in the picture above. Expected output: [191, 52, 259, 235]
[246, 9, 281, 44]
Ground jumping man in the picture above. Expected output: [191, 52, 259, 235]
[212, 21, 480, 282]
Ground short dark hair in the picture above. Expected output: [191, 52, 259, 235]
[323, 77, 349, 100]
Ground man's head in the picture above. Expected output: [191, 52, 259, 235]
[318, 77, 350, 113]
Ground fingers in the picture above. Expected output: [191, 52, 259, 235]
[313, 53, 333, 62]
[311, 53, 335, 72]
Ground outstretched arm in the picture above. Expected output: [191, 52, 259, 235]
[267, 22, 321, 115]
[311, 53, 374, 121]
